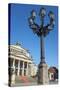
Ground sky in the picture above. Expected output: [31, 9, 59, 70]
[9, 3, 58, 68]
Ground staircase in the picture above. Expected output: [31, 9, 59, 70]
[15, 76, 37, 84]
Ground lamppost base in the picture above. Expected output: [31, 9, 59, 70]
[38, 62, 49, 85]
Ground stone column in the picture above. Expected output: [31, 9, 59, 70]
[11, 58, 15, 85]
[22, 61, 24, 76]
[17, 60, 20, 76]
[13, 58, 15, 71]
[26, 62, 28, 76]
[28, 63, 32, 76]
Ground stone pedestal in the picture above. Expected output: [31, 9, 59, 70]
[38, 63, 49, 84]
[11, 73, 15, 85]
[8, 68, 15, 86]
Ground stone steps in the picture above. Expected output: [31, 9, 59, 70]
[15, 76, 37, 83]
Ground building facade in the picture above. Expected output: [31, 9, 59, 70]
[8, 44, 37, 77]
[48, 67, 58, 81]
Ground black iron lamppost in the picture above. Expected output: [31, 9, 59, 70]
[28, 7, 55, 84]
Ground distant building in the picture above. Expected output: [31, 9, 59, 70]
[31, 63, 37, 77]
[48, 67, 58, 81]
[8, 43, 37, 77]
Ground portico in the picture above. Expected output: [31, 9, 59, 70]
[8, 44, 37, 78]
[8, 57, 32, 76]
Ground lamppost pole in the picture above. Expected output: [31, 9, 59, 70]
[40, 34, 45, 64]
[40, 12, 45, 64]
[28, 7, 55, 84]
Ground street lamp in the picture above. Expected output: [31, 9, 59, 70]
[28, 7, 55, 84]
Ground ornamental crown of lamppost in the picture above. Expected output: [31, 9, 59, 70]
[28, 7, 55, 37]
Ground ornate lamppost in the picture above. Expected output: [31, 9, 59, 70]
[28, 7, 55, 84]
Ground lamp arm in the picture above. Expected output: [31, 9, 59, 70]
[29, 23, 40, 34]
[43, 24, 53, 37]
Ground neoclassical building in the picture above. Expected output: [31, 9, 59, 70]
[8, 43, 37, 77]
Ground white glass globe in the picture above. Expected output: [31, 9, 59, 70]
[39, 8, 46, 18]
[31, 10, 36, 18]
[48, 11, 54, 20]
[28, 17, 33, 24]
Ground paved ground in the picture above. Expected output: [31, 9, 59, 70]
[10, 76, 58, 87]
[49, 80, 58, 85]
[12, 82, 37, 87]
[12, 81, 58, 87]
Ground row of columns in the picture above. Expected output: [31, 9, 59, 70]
[8, 57, 33, 86]
[11, 58, 30, 76]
